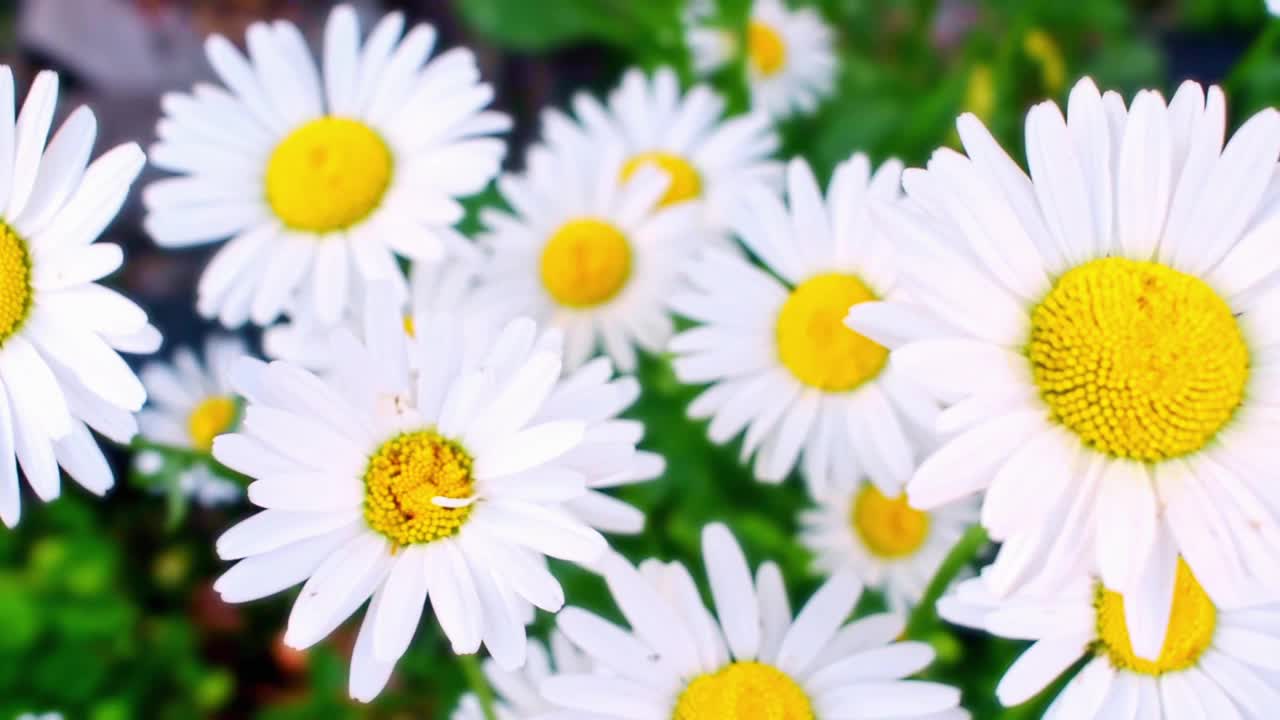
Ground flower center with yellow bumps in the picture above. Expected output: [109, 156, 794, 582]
[748, 21, 787, 76]
[776, 273, 887, 392]
[540, 218, 632, 308]
[851, 484, 930, 559]
[674, 662, 813, 720]
[1094, 559, 1216, 675]
[265, 117, 393, 233]
[187, 396, 239, 453]
[0, 222, 33, 346]
[362, 430, 475, 548]
[1027, 258, 1248, 462]
[620, 151, 702, 207]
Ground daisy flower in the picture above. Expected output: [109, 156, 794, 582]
[542, 523, 966, 719]
[17, 714, 61, 720]
[475, 124, 700, 372]
[800, 479, 976, 612]
[0, 67, 158, 527]
[143, 4, 508, 328]
[670, 156, 937, 497]
[687, 0, 837, 119]
[452, 633, 591, 720]
[848, 78, 1280, 658]
[940, 560, 1280, 718]
[212, 285, 652, 701]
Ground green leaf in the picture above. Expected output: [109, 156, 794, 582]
[455, 0, 626, 51]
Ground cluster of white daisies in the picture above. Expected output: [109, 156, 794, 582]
[4, 1, 1280, 718]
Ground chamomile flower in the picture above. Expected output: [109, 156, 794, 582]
[542, 523, 966, 719]
[452, 633, 592, 720]
[670, 156, 936, 497]
[687, 0, 837, 119]
[17, 714, 62, 720]
[212, 285, 655, 701]
[0, 67, 158, 528]
[143, 4, 508, 328]
[476, 125, 700, 372]
[940, 561, 1280, 718]
[800, 480, 976, 612]
[848, 78, 1280, 659]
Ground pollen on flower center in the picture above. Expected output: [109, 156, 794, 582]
[851, 484, 930, 558]
[1094, 559, 1216, 675]
[187, 395, 239, 452]
[539, 218, 632, 308]
[0, 221, 34, 345]
[777, 273, 886, 391]
[265, 117, 393, 233]
[747, 21, 787, 76]
[673, 661, 813, 720]
[1027, 257, 1248, 462]
[363, 429, 475, 548]
[620, 151, 703, 207]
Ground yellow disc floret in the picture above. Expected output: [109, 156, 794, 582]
[187, 396, 239, 453]
[0, 222, 32, 345]
[363, 430, 475, 548]
[674, 662, 813, 720]
[620, 151, 703, 207]
[1094, 559, 1216, 675]
[748, 21, 787, 76]
[265, 117, 393, 233]
[1028, 258, 1248, 462]
[539, 218, 632, 308]
[777, 273, 887, 392]
[851, 484, 930, 558]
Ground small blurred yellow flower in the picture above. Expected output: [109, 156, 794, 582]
[1024, 29, 1066, 94]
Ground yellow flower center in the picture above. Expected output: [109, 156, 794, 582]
[747, 21, 787, 76]
[1094, 559, 1216, 675]
[776, 273, 887, 391]
[362, 429, 475, 548]
[539, 218, 632, 308]
[1027, 258, 1248, 462]
[619, 151, 703, 207]
[851, 484, 930, 559]
[673, 662, 813, 720]
[0, 222, 34, 345]
[264, 117, 393, 233]
[187, 395, 239, 453]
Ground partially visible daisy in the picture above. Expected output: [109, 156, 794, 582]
[542, 523, 966, 719]
[452, 633, 592, 720]
[0, 66, 158, 528]
[475, 126, 700, 372]
[1268, 0, 1280, 16]
[687, 0, 837, 119]
[941, 560, 1280, 718]
[800, 479, 976, 612]
[670, 156, 937, 497]
[144, 4, 508, 328]
[17, 713, 62, 720]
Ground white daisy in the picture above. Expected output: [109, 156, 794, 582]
[0, 66, 158, 527]
[475, 122, 700, 372]
[17, 714, 62, 720]
[687, 0, 837, 119]
[848, 78, 1280, 659]
[670, 155, 938, 497]
[211, 284, 655, 701]
[451, 633, 593, 720]
[1268, 0, 1280, 16]
[800, 479, 976, 613]
[940, 560, 1280, 719]
[542, 523, 967, 719]
[143, 4, 508, 328]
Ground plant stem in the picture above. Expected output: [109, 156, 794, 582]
[906, 524, 989, 640]
[459, 653, 498, 720]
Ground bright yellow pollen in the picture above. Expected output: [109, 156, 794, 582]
[402, 314, 416, 338]
[187, 396, 239, 453]
[747, 21, 787, 76]
[619, 151, 703, 207]
[674, 662, 813, 720]
[362, 430, 475, 548]
[776, 273, 887, 391]
[851, 485, 930, 559]
[0, 222, 33, 345]
[1094, 559, 1216, 675]
[265, 117, 393, 233]
[539, 218, 632, 308]
[1028, 258, 1248, 462]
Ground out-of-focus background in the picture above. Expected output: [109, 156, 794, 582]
[0, 1, 1275, 718]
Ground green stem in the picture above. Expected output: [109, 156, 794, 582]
[906, 524, 989, 640]
[459, 653, 498, 720]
